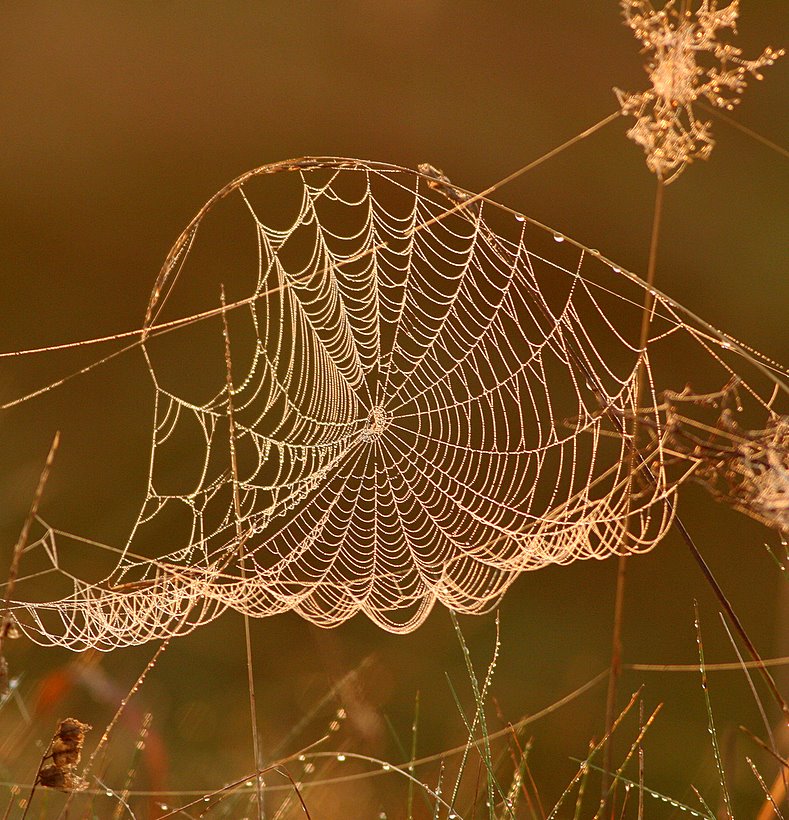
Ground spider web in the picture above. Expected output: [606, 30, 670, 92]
[9, 157, 787, 648]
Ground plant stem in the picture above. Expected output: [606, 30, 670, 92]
[222, 287, 266, 820]
[602, 178, 665, 802]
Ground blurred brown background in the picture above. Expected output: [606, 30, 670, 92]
[1, 2, 787, 816]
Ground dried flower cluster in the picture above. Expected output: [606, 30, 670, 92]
[37, 718, 92, 793]
[615, 0, 784, 182]
[657, 384, 789, 533]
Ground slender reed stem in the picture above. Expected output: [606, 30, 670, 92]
[1, 432, 61, 689]
[83, 643, 169, 783]
[2, 434, 61, 819]
[407, 690, 419, 820]
[695, 604, 734, 818]
[221, 287, 266, 820]
[602, 178, 665, 801]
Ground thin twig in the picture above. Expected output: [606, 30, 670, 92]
[627, 656, 789, 672]
[20, 740, 54, 820]
[739, 724, 789, 769]
[679, 517, 789, 722]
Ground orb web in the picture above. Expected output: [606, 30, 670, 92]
[9, 157, 786, 648]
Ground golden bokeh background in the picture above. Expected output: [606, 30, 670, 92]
[1, 2, 787, 816]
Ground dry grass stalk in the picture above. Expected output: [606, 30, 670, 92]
[111, 711, 153, 820]
[616, 0, 783, 182]
[0, 432, 60, 696]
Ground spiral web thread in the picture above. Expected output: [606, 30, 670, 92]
[10, 157, 787, 648]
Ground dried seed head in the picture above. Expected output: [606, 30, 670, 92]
[37, 718, 92, 794]
[38, 765, 89, 793]
[616, 0, 784, 182]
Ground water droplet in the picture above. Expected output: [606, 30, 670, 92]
[590, 248, 600, 256]
[337, 753, 346, 762]
[245, 780, 253, 787]
[298, 754, 306, 762]
[514, 213, 525, 222]
[721, 339, 732, 349]
[105, 790, 113, 797]
[382, 763, 391, 771]
[612, 266, 621, 273]
[553, 233, 564, 243]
